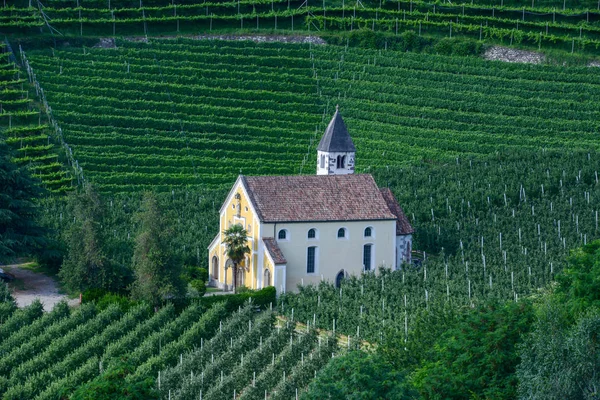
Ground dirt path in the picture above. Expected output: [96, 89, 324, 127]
[3, 265, 79, 311]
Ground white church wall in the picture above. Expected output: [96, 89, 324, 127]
[266, 219, 396, 292]
[395, 234, 413, 268]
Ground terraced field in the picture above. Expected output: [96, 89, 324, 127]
[0, 45, 72, 193]
[22, 37, 600, 192]
[0, 300, 330, 400]
[4, 0, 600, 54]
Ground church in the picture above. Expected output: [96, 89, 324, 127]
[208, 107, 413, 293]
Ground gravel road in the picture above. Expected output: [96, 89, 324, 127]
[3, 265, 79, 311]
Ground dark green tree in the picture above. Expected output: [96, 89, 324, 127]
[413, 300, 535, 400]
[517, 240, 600, 399]
[70, 359, 158, 400]
[130, 192, 184, 306]
[555, 240, 600, 315]
[302, 350, 416, 400]
[0, 281, 16, 321]
[59, 185, 123, 293]
[0, 139, 46, 262]
[222, 224, 250, 294]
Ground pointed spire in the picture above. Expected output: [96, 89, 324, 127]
[317, 106, 356, 152]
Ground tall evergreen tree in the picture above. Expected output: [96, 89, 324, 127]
[59, 185, 122, 293]
[0, 138, 46, 262]
[130, 192, 184, 306]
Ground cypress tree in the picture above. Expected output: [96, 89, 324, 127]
[130, 192, 184, 306]
[59, 185, 122, 293]
[0, 138, 46, 262]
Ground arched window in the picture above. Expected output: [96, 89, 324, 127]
[320, 155, 325, 169]
[278, 229, 288, 240]
[308, 228, 316, 239]
[307, 246, 317, 273]
[335, 270, 345, 288]
[337, 155, 346, 169]
[363, 244, 373, 271]
[212, 256, 219, 280]
[264, 268, 271, 287]
[337, 228, 346, 238]
[364, 227, 372, 237]
[341, 155, 346, 168]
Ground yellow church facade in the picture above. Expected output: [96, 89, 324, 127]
[208, 109, 413, 293]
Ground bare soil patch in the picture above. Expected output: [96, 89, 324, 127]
[483, 46, 545, 64]
[3, 264, 78, 311]
[121, 34, 326, 45]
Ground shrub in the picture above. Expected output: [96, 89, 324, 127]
[189, 279, 207, 297]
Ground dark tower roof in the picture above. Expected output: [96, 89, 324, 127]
[317, 105, 356, 152]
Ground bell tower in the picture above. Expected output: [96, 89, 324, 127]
[316, 105, 356, 175]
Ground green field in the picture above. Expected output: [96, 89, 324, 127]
[0, 299, 333, 400]
[21, 37, 600, 192]
[2, 0, 600, 395]
[0, 47, 72, 192]
[5, 0, 600, 55]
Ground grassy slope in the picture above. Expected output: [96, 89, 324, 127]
[22, 37, 600, 192]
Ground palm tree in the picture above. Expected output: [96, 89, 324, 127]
[222, 224, 251, 294]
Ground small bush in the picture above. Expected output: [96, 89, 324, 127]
[189, 279, 207, 297]
[96, 293, 137, 312]
[81, 288, 107, 303]
[433, 37, 483, 56]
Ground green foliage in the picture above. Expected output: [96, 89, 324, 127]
[516, 240, 600, 399]
[0, 138, 46, 262]
[555, 239, 600, 315]
[182, 265, 209, 283]
[130, 192, 184, 306]
[413, 301, 534, 400]
[378, 302, 459, 372]
[71, 359, 159, 400]
[0, 299, 45, 339]
[189, 279, 207, 297]
[96, 293, 139, 312]
[197, 286, 276, 312]
[0, 281, 16, 320]
[433, 37, 484, 56]
[59, 186, 127, 294]
[302, 350, 416, 400]
[517, 303, 600, 399]
[81, 288, 108, 303]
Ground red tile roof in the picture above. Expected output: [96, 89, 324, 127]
[262, 238, 287, 264]
[379, 188, 414, 235]
[242, 174, 397, 223]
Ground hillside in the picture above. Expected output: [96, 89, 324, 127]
[17, 37, 600, 192]
[5, 0, 600, 56]
[1, 0, 600, 397]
